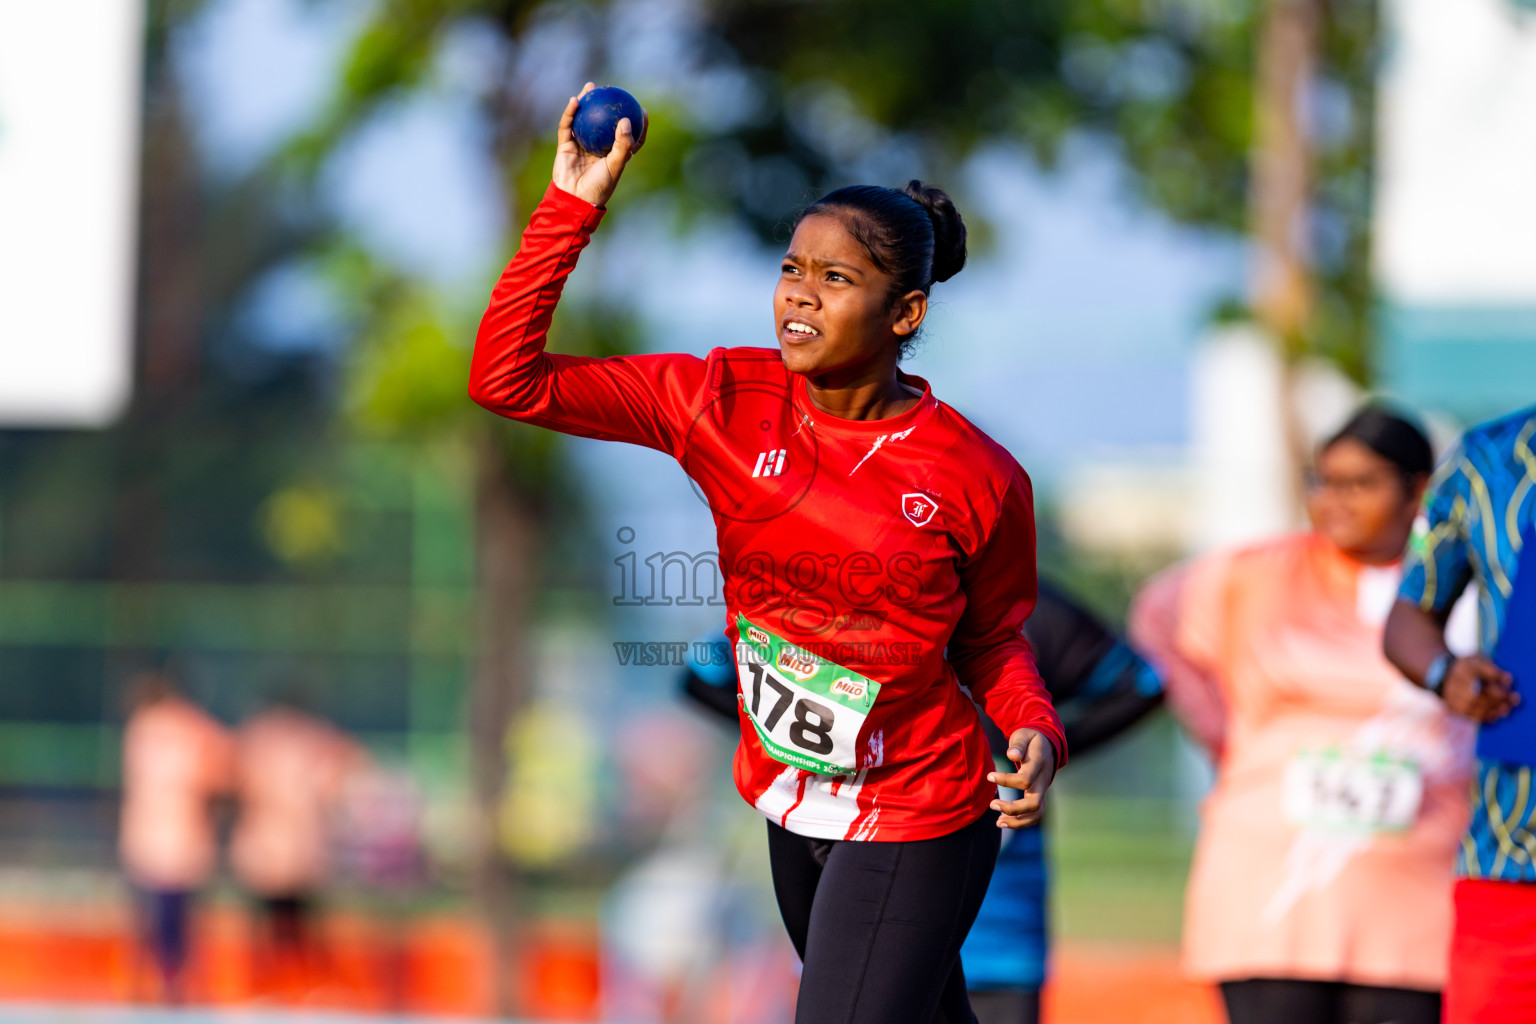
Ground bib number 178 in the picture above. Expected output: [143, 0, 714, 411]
[746, 662, 835, 755]
[735, 614, 879, 775]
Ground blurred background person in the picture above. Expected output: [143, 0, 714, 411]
[1129, 406, 1478, 1024]
[118, 671, 234, 1003]
[1385, 402, 1536, 1024]
[682, 582, 1166, 1024]
[598, 705, 746, 1024]
[230, 694, 368, 994]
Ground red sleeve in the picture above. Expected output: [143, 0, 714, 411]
[948, 466, 1067, 766]
[468, 182, 705, 455]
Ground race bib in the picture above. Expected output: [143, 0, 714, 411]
[1281, 747, 1424, 834]
[735, 614, 880, 775]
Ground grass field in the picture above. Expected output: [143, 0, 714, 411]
[1052, 795, 1197, 945]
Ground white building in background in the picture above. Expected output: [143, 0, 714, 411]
[1375, 0, 1536, 423]
[1059, 328, 1362, 558]
[1187, 326, 1295, 550]
[0, 0, 144, 427]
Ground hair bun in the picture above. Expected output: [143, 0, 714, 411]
[903, 180, 967, 284]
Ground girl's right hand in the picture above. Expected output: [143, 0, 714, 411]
[553, 82, 648, 209]
[988, 728, 1057, 829]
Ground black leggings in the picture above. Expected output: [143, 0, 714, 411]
[767, 810, 1000, 1024]
[1221, 978, 1441, 1024]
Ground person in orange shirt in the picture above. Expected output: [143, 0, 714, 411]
[119, 672, 234, 1002]
[1129, 407, 1477, 1024]
[230, 696, 366, 985]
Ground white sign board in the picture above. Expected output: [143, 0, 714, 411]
[1375, 0, 1536, 303]
[0, 0, 144, 426]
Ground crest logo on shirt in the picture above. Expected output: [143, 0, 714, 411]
[901, 492, 940, 527]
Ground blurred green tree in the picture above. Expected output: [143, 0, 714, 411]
[287, 0, 1378, 1008]
[297, 0, 1377, 371]
[115, 0, 336, 595]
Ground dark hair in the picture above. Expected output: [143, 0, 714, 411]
[1323, 404, 1434, 480]
[798, 180, 967, 356]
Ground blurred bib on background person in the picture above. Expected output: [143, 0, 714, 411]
[735, 615, 880, 775]
[1476, 521, 1536, 767]
[1282, 745, 1424, 834]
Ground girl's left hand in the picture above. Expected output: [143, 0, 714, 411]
[988, 728, 1057, 829]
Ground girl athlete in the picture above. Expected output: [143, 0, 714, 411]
[1129, 408, 1476, 1024]
[469, 85, 1065, 1023]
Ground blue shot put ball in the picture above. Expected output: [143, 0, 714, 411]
[571, 86, 644, 157]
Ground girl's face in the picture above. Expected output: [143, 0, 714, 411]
[773, 213, 924, 379]
[1306, 438, 1425, 563]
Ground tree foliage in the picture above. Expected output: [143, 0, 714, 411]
[695, 0, 1376, 374]
[298, 0, 1379, 386]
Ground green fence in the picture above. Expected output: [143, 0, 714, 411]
[0, 432, 476, 843]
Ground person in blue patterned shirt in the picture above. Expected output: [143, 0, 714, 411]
[1385, 403, 1536, 1024]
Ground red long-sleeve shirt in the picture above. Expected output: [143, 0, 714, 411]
[471, 183, 1065, 841]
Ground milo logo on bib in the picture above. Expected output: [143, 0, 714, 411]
[736, 614, 881, 775]
[776, 648, 818, 681]
[831, 677, 867, 700]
